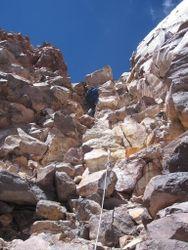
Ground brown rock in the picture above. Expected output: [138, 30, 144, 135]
[156, 201, 188, 218]
[55, 162, 75, 177]
[0, 128, 47, 159]
[85, 65, 113, 87]
[36, 164, 56, 191]
[51, 85, 70, 104]
[84, 149, 108, 173]
[89, 205, 137, 247]
[55, 172, 77, 202]
[136, 239, 188, 250]
[77, 169, 117, 198]
[79, 114, 95, 128]
[63, 147, 83, 165]
[31, 220, 77, 235]
[165, 135, 188, 173]
[36, 200, 66, 220]
[34, 44, 68, 75]
[42, 128, 79, 165]
[143, 172, 188, 217]
[69, 198, 101, 221]
[0, 170, 47, 205]
[10, 234, 107, 250]
[114, 158, 145, 194]
[147, 213, 188, 242]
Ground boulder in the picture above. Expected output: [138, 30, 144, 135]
[147, 213, 188, 242]
[134, 161, 161, 196]
[0, 170, 46, 205]
[98, 96, 119, 110]
[143, 172, 188, 217]
[0, 128, 47, 159]
[166, 136, 188, 172]
[136, 239, 188, 250]
[113, 158, 145, 193]
[36, 200, 66, 220]
[85, 65, 113, 87]
[89, 205, 137, 247]
[48, 75, 72, 89]
[156, 201, 188, 218]
[42, 128, 78, 165]
[51, 85, 70, 104]
[79, 114, 95, 128]
[36, 164, 56, 193]
[84, 149, 108, 173]
[128, 207, 145, 224]
[122, 238, 143, 250]
[31, 220, 77, 236]
[34, 44, 68, 75]
[9, 233, 107, 250]
[55, 172, 77, 202]
[63, 147, 83, 166]
[53, 112, 77, 137]
[55, 162, 75, 177]
[77, 169, 117, 198]
[69, 198, 101, 221]
[120, 117, 147, 148]
[0, 102, 35, 127]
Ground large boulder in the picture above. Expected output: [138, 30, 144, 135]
[42, 128, 78, 165]
[55, 172, 77, 202]
[113, 158, 145, 193]
[0, 128, 47, 160]
[120, 117, 148, 148]
[143, 172, 188, 217]
[69, 198, 101, 222]
[84, 149, 108, 173]
[165, 135, 188, 172]
[156, 201, 188, 218]
[31, 220, 77, 236]
[114, 149, 162, 196]
[36, 164, 56, 199]
[9, 233, 106, 250]
[50, 85, 70, 104]
[77, 169, 117, 198]
[89, 205, 137, 247]
[147, 213, 188, 242]
[36, 200, 66, 220]
[162, 131, 188, 170]
[136, 239, 188, 250]
[0, 170, 46, 205]
[85, 65, 113, 87]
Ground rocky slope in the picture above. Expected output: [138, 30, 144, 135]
[0, 1, 188, 249]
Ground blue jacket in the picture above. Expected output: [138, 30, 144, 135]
[85, 87, 99, 107]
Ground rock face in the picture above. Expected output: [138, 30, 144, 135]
[1, 1, 188, 249]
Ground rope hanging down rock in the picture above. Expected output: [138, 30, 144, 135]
[94, 149, 111, 250]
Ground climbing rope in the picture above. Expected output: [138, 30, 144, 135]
[94, 148, 111, 250]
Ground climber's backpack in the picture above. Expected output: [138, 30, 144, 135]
[85, 87, 99, 107]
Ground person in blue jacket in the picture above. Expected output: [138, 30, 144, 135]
[85, 86, 99, 117]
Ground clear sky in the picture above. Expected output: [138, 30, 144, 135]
[0, 0, 181, 82]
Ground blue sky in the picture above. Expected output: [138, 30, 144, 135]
[0, 0, 181, 82]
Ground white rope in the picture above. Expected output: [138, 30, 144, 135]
[94, 149, 111, 250]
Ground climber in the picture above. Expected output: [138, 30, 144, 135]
[85, 86, 99, 117]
